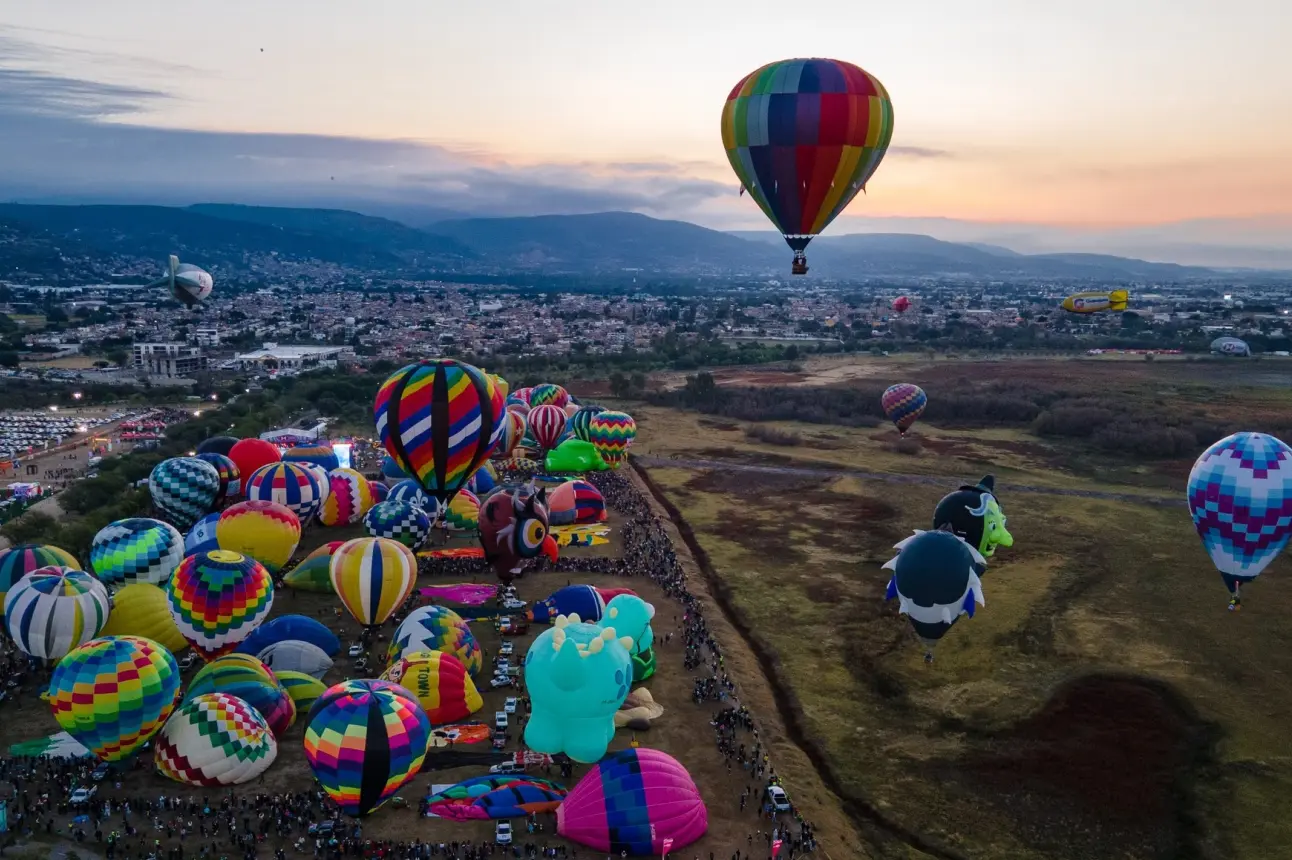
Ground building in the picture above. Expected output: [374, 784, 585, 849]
[232, 343, 348, 372]
[194, 328, 222, 346]
[133, 342, 203, 378]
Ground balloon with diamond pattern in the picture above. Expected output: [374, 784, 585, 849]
[881, 383, 927, 435]
[155, 692, 278, 786]
[587, 411, 636, 465]
[167, 550, 274, 661]
[89, 518, 185, 587]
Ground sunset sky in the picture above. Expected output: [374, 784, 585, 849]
[0, 0, 1288, 234]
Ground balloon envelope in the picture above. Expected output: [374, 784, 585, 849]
[155, 692, 277, 787]
[227, 439, 280, 483]
[150, 457, 221, 530]
[0, 545, 80, 612]
[388, 606, 483, 677]
[257, 640, 334, 680]
[89, 518, 185, 587]
[881, 384, 927, 434]
[237, 614, 340, 657]
[216, 501, 301, 574]
[183, 652, 296, 738]
[5, 567, 111, 660]
[380, 649, 483, 725]
[99, 583, 188, 653]
[244, 462, 325, 521]
[197, 436, 238, 457]
[167, 550, 275, 660]
[330, 538, 418, 627]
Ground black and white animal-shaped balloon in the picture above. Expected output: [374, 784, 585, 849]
[883, 527, 987, 663]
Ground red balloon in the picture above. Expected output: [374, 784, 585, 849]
[228, 439, 281, 483]
[892, 296, 911, 313]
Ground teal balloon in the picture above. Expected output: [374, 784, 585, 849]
[543, 439, 608, 473]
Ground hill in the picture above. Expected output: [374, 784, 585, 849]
[427, 211, 782, 273]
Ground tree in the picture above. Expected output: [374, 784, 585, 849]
[107, 349, 128, 367]
[0, 351, 18, 369]
[1, 511, 60, 546]
[608, 371, 629, 398]
[784, 345, 800, 361]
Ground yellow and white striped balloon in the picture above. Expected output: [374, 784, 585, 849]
[329, 538, 417, 627]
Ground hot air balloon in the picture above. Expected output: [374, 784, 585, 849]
[197, 436, 238, 457]
[195, 452, 241, 505]
[364, 500, 432, 549]
[5, 567, 111, 660]
[489, 374, 510, 401]
[47, 635, 181, 761]
[330, 538, 418, 628]
[155, 692, 278, 786]
[227, 438, 280, 484]
[185, 513, 221, 557]
[150, 255, 213, 306]
[373, 359, 504, 507]
[387, 479, 438, 518]
[558, 748, 708, 855]
[388, 606, 483, 677]
[283, 445, 340, 472]
[0, 545, 80, 612]
[300, 463, 332, 504]
[526, 405, 567, 454]
[884, 529, 986, 662]
[238, 614, 340, 658]
[381, 455, 410, 482]
[89, 518, 185, 587]
[244, 462, 325, 521]
[1188, 432, 1292, 610]
[495, 410, 527, 459]
[149, 457, 221, 530]
[881, 383, 926, 436]
[167, 550, 275, 661]
[98, 583, 188, 653]
[467, 461, 498, 496]
[380, 649, 483, 725]
[1210, 336, 1252, 357]
[528, 384, 569, 410]
[443, 490, 481, 532]
[183, 653, 295, 738]
[722, 58, 894, 275]
[317, 468, 375, 527]
[216, 501, 301, 574]
[282, 541, 343, 593]
[257, 640, 333, 679]
[479, 488, 559, 583]
[369, 480, 389, 504]
[567, 406, 606, 444]
[303, 679, 431, 817]
[892, 296, 911, 313]
[428, 776, 567, 820]
[547, 480, 607, 525]
[277, 670, 327, 712]
[587, 411, 636, 466]
[932, 476, 1013, 560]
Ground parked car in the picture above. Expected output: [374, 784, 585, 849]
[492, 732, 508, 750]
[494, 711, 508, 730]
[504, 697, 518, 714]
[490, 676, 514, 689]
[91, 763, 109, 782]
[347, 644, 364, 658]
[499, 641, 514, 656]
[308, 820, 339, 836]
[495, 821, 513, 845]
[766, 785, 791, 813]
[69, 786, 97, 805]
[501, 598, 526, 611]
[490, 761, 524, 775]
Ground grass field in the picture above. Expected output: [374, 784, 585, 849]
[635, 355, 1292, 860]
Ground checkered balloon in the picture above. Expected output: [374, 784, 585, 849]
[363, 500, 432, 550]
[155, 692, 277, 786]
[90, 518, 185, 587]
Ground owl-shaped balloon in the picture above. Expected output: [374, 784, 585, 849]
[478, 488, 559, 583]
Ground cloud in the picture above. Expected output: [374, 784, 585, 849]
[887, 145, 951, 159]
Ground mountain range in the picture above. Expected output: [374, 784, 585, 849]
[0, 202, 1246, 283]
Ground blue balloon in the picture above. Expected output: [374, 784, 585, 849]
[236, 614, 341, 658]
[184, 513, 221, 556]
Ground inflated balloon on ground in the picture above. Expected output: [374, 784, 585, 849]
[167, 550, 275, 661]
[195, 452, 241, 505]
[330, 538, 417, 628]
[388, 606, 483, 677]
[364, 500, 432, 549]
[381, 650, 483, 725]
[244, 462, 326, 521]
[5, 567, 111, 660]
[98, 583, 188, 653]
[89, 518, 185, 587]
[0, 545, 80, 612]
[155, 692, 277, 786]
[184, 653, 296, 738]
[216, 501, 301, 574]
[227, 439, 280, 485]
[150, 457, 221, 530]
[317, 468, 375, 526]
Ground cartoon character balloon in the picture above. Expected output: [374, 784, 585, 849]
[558, 748, 708, 855]
[155, 692, 278, 787]
[47, 635, 181, 761]
[523, 614, 633, 762]
[330, 538, 418, 628]
[478, 488, 559, 582]
[722, 58, 894, 274]
[373, 359, 504, 507]
[932, 476, 1013, 562]
[884, 529, 986, 662]
[149, 457, 221, 530]
[303, 679, 431, 817]
[881, 383, 927, 436]
[89, 518, 185, 587]
[167, 550, 275, 661]
[5, 567, 111, 660]
[1188, 432, 1292, 610]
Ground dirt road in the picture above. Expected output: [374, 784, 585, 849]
[635, 455, 1186, 508]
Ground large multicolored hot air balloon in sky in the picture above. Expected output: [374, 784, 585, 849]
[47, 635, 181, 762]
[373, 359, 504, 507]
[722, 58, 894, 274]
[587, 411, 636, 465]
[5, 567, 111, 660]
[304, 679, 431, 817]
[330, 538, 417, 628]
[168, 550, 275, 660]
[1188, 432, 1292, 610]
[155, 692, 278, 786]
[881, 383, 927, 436]
[558, 748, 708, 855]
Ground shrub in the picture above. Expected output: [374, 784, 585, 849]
[743, 425, 803, 446]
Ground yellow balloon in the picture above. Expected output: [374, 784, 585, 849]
[380, 649, 482, 725]
[330, 537, 417, 627]
[99, 583, 188, 653]
[490, 374, 510, 401]
[216, 501, 301, 574]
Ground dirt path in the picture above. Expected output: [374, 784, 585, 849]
[636, 455, 1185, 508]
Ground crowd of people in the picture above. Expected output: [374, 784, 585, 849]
[0, 468, 819, 860]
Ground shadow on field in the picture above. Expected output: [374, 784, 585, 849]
[635, 459, 1222, 860]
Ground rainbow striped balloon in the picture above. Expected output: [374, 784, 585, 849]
[304, 679, 431, 817]
[587, 411, 637, 465]
[47, 635, 181, 762]
[318, 468, 375, 527]
[329, 538, 418, 628]
[244, 462, 325, 521]
[881, 383, 927, 435]
[528, 383, 569, 409]
[567, 406, 606, 444]
[443, 489, 481, 532]
[494, 409, 527, 460]
[373, 360, 504, 505]
[167, 550, 275, 661]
